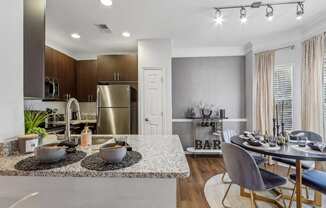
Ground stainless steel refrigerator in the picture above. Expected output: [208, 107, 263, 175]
[97, 85, 137, 134]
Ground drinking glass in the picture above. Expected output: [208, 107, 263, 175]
[268, 136, 277, 147]
[298, 136, 308, 147]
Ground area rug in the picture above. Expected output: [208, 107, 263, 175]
[204, 173, 319, 208]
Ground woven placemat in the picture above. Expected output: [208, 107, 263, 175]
[15, 151, 87, 171]
[81, 151, 142, 171]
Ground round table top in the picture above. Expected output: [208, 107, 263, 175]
[231, 136, 326, 161]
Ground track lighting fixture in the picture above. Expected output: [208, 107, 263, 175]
[265, 5, 274, 21]
[213, 1, 304, 24]
[296, 2, 304, 20]
[240, 7, 247, 24]
[214, 9, 224, 25]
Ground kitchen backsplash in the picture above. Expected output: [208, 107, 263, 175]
[24, 100, 97, 115]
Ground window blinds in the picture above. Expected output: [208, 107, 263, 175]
[272, 65, 293, 130]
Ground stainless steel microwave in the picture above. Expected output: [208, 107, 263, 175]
[45, 78, 59, 99]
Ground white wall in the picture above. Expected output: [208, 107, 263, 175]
[172, 46, 245, 58]
[138, 39, 172, 134]
[0, 1, 24, 141]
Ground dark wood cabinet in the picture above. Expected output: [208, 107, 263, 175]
[45, 51, 137, 102]
[97, 55, 116, 81]
[45, 47, 56, 82]
[24, 0, 46, 98]
[59, 54, 76, 98]
[45, 46, 76, 99]
[97, 55, 138, 82]
[76, 60, 97, 102]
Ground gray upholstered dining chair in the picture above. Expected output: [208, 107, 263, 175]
[221, 143, 287, 208]
[273, 130, 322, 174]
[221, 133, 266, 183]
[223, 129, 237, 143]
[272, 130, 322, 199]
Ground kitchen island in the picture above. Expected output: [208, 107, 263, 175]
[0, 135, 189, 208]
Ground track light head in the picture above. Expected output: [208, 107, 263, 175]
[214, 9, 224, 25]
[240, 7, 247, 24]
[265, 5, 274, 21]
[296, 2, 304, 20]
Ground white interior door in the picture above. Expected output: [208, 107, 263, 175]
[143, 68, 163, 135]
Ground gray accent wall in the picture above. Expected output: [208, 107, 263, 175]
[172, 56, 246, 149]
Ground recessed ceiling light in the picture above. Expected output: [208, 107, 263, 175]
[100, 0, 113, 7]
[122, 32, 131, 37]
[71, 33, 81, 39]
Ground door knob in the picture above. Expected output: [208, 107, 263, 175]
[145, 118, 149, 122]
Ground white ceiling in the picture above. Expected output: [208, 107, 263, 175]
[46, 0, 326, 58]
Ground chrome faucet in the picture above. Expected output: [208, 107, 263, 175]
[65, 98, 81, 142]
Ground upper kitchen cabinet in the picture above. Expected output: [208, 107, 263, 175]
[24, 0, 46, 98]
[45, 46, 76, 100]
[97, 55, 138, 82]
[76, 60, 97, 102]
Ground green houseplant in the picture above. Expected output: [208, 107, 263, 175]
[24, 111, 48, 138]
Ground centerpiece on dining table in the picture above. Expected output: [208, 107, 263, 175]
[240, 101, 291, 148]
[272, 100, 289, 146]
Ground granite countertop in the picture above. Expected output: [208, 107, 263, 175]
[0, 135, 190, 178]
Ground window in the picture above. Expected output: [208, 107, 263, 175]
[272, 65, 293, 130]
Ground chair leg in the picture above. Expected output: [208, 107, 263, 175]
[288, 185, 296, 208]
[250, 191, 256, 208]
[305, 186, 309, 199]
[221, 172, 231, 184]
[221, 172, 226, 182]
[279, 188, 287, 207]
[286, 166, 292, 177]
[221, 183, 232, 208]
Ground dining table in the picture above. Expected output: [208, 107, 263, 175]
[231, 136, 326, 208]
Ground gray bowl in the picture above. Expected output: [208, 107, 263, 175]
[35, 143, 66, 163]
[99, 143, 127, 163]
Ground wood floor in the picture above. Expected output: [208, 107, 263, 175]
[177, 155, 288, 208]
[177, 155, 225, 208]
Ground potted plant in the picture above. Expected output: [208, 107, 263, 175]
[24, 111, 48, 144]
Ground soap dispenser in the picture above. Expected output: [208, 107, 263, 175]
[81, 126, 92, 147]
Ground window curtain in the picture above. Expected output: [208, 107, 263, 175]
[301, 33, 325, 138]
[255, 51, 275, 135]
